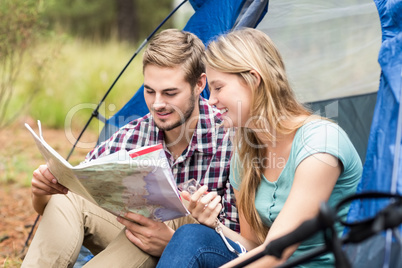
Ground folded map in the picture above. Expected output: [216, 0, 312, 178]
[25, 121, 189, 222]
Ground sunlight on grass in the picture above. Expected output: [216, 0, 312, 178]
[1, 155, 33, 187]
[8, 37, 145, 133]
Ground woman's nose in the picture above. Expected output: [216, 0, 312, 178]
[208, 95, 218, 107]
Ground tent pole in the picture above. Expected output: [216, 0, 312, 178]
[66, 0, 189, 161]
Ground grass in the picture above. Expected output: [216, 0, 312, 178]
[1, 36, 144, 266]
[5, 35, 145, 133]
[1, 155, 34, 186]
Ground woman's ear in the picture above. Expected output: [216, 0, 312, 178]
[249, 70, 261, 87]
[196, 73, 207, 95]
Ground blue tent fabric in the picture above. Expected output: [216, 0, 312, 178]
[105, 0, 268, 131]
[347, 0, 402, 226]
[344, 0, 402, 266]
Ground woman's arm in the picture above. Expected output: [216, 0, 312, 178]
[221, 153, 342, 267]
[230, 188, 260, 249]
[216, 188, 260, 251]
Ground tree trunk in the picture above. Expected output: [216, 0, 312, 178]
[116, 0, 138, 42]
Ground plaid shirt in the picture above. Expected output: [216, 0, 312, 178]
[85, 97, 239, 232]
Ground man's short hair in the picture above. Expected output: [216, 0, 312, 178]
[143, 29, 205, 88]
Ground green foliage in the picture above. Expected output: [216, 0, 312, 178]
[1, 0, 187, 129]
[1, 154, 33, 186]
[136, 0, 175, 38]
[42, 0, 116, 41]
[40, 0, 177, 42]
[0, 0, 40, 55]
[0, 0, 48, 128]
[20, 38, 144, 131]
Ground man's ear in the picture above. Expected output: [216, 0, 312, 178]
[195, 73, 207, 95]
[249, 70, 261, 87]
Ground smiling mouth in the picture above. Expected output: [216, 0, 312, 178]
[157, 112, 171, 116]
[220, 108, 228, 114]
[154, 109, 174, 117]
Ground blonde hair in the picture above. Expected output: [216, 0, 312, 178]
[204, 28, 311, 243]
[143, 29, 205, 88]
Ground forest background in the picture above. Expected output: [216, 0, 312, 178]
[0, 0, 192, 266]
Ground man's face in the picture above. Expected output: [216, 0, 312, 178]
[144, 64, 199, 132]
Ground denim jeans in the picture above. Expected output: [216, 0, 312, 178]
[157, 224, 243, 268]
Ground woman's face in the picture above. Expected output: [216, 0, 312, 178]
[206, 67, 252, 128]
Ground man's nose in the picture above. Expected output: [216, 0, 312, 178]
[153, 95, 167, 110]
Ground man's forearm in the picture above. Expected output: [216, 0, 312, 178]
[32, 193, 51, 215]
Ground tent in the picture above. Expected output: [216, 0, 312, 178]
[96, 0, 380, 165]
[255, 0, 381, 163]
[70, 0, 400, 266]
[344, 0, 402, 267]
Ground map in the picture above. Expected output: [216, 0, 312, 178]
[25, 121, 189, 222]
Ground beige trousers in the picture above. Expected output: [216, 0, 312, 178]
[22, 192, 197, 268]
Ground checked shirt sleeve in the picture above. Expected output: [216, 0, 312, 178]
[217, 131, 239, 233]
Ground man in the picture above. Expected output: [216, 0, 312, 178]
[22, 29, 238, 268]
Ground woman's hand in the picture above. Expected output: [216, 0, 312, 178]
[181, 185, 222, 228]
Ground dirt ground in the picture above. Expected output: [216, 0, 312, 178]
[0, 118, 97, 267]
[0, 186, 38, 266]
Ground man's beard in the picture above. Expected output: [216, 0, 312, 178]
[154, 91, 196, 132]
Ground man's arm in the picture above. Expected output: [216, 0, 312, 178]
[31, 164, 68, 215]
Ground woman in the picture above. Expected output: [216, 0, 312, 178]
[157, 28, 362, 267]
